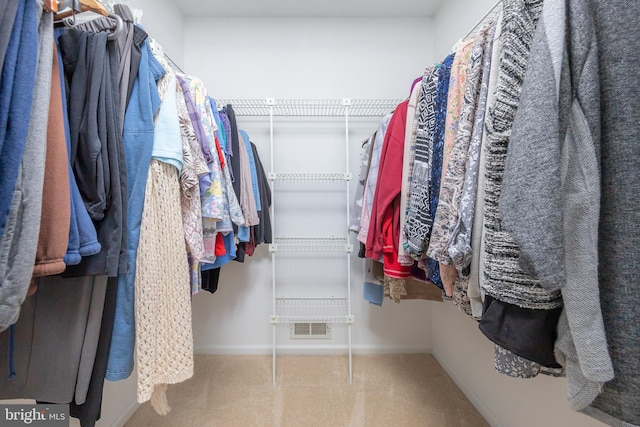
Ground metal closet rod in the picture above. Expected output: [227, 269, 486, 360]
[462, 0, 503, 41]
[164, 54, 185, 74]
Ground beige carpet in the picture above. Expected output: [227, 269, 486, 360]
[125, 354, 488, 427]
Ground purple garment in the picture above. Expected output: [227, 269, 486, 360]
[177, 75, 213, 164]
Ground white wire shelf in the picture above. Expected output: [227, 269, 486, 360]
[268, 172, 352, 181]
[270, 298, 354, 324]
[215, 98, 401, 117]
[269, 237, 353, 253]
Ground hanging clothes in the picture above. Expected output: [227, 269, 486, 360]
[186, 77, 225, 262]
[134, 160, 192, 413]
[427, 33, 484, 296]
[427, 23, 493, 300]
[0, 274, 108, 403]
[175, 78, 207, 262]
[463, 13, 504, 321]
[364, 100, 411, 301]
[106, 33, 162, 383]
[439, 38, 474, 194]
[251, 142, 272, 246]
[357, 114, 392, 246]
[501, 0, 638, 424]
[479, 0, 559, 309]
[33, 36, 71, 278]
[54, 26, 101, 268]
[403, 66, 439, 260]
[209, 99, 244, 237]
[133, 48, 193, 411]
[350, 134, 375, 236]
[447, 21, 497, 318]
[422, 52, 455, 291]
[474, 0, 566, 380]
[69, 277, 117, 427]
[1, 15, 125, 425]
[397, 79, 422, 267]
[0, 1, 20, 69]
[0, 0, 44, 331]
[0, 0, 38, 245]
[60, 26, 127, 279]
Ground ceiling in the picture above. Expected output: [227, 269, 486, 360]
[173, 0, 444, 18]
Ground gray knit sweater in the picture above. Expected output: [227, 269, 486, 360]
[501, 0, 639, 425]
[481, 0, 563, 310]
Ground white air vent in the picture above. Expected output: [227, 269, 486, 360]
[290, 322, 331, 339]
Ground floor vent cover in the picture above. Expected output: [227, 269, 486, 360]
[290, 322, 331, 339]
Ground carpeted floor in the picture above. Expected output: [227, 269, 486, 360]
[125, 354, 488, 427]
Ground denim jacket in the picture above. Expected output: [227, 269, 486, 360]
[106, 36, 163, 381]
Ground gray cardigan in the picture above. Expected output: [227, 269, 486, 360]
[501, 0, 640, 425]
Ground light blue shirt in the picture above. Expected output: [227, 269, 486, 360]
[151, 72, 183, 171]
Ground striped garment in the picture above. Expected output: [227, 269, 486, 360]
[403, 66, 439, 259]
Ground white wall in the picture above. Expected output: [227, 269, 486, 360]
[184, 17, 430, 99]
[184, 17, 435, 355]
[430, 1, 606, 426]
[130, 0, 185, 67]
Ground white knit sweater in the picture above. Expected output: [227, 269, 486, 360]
[135, 160, 193, 413]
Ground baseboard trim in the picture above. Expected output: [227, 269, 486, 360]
[110, 399, 140, 427]
[431, 349, 503, 427]
[194, 345, 432, 355]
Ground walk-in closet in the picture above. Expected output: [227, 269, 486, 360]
[0, 0, 638, 426]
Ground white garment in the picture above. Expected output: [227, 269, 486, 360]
[135, 160, 193, 413]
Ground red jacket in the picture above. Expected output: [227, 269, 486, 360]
[365, 100, 412, 279]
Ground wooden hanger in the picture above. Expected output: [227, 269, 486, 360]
[53, 0, 109, 20]
[53, 0, 123, 41]
[78, 0, 109, 16]
[43, 1, 59, 13]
